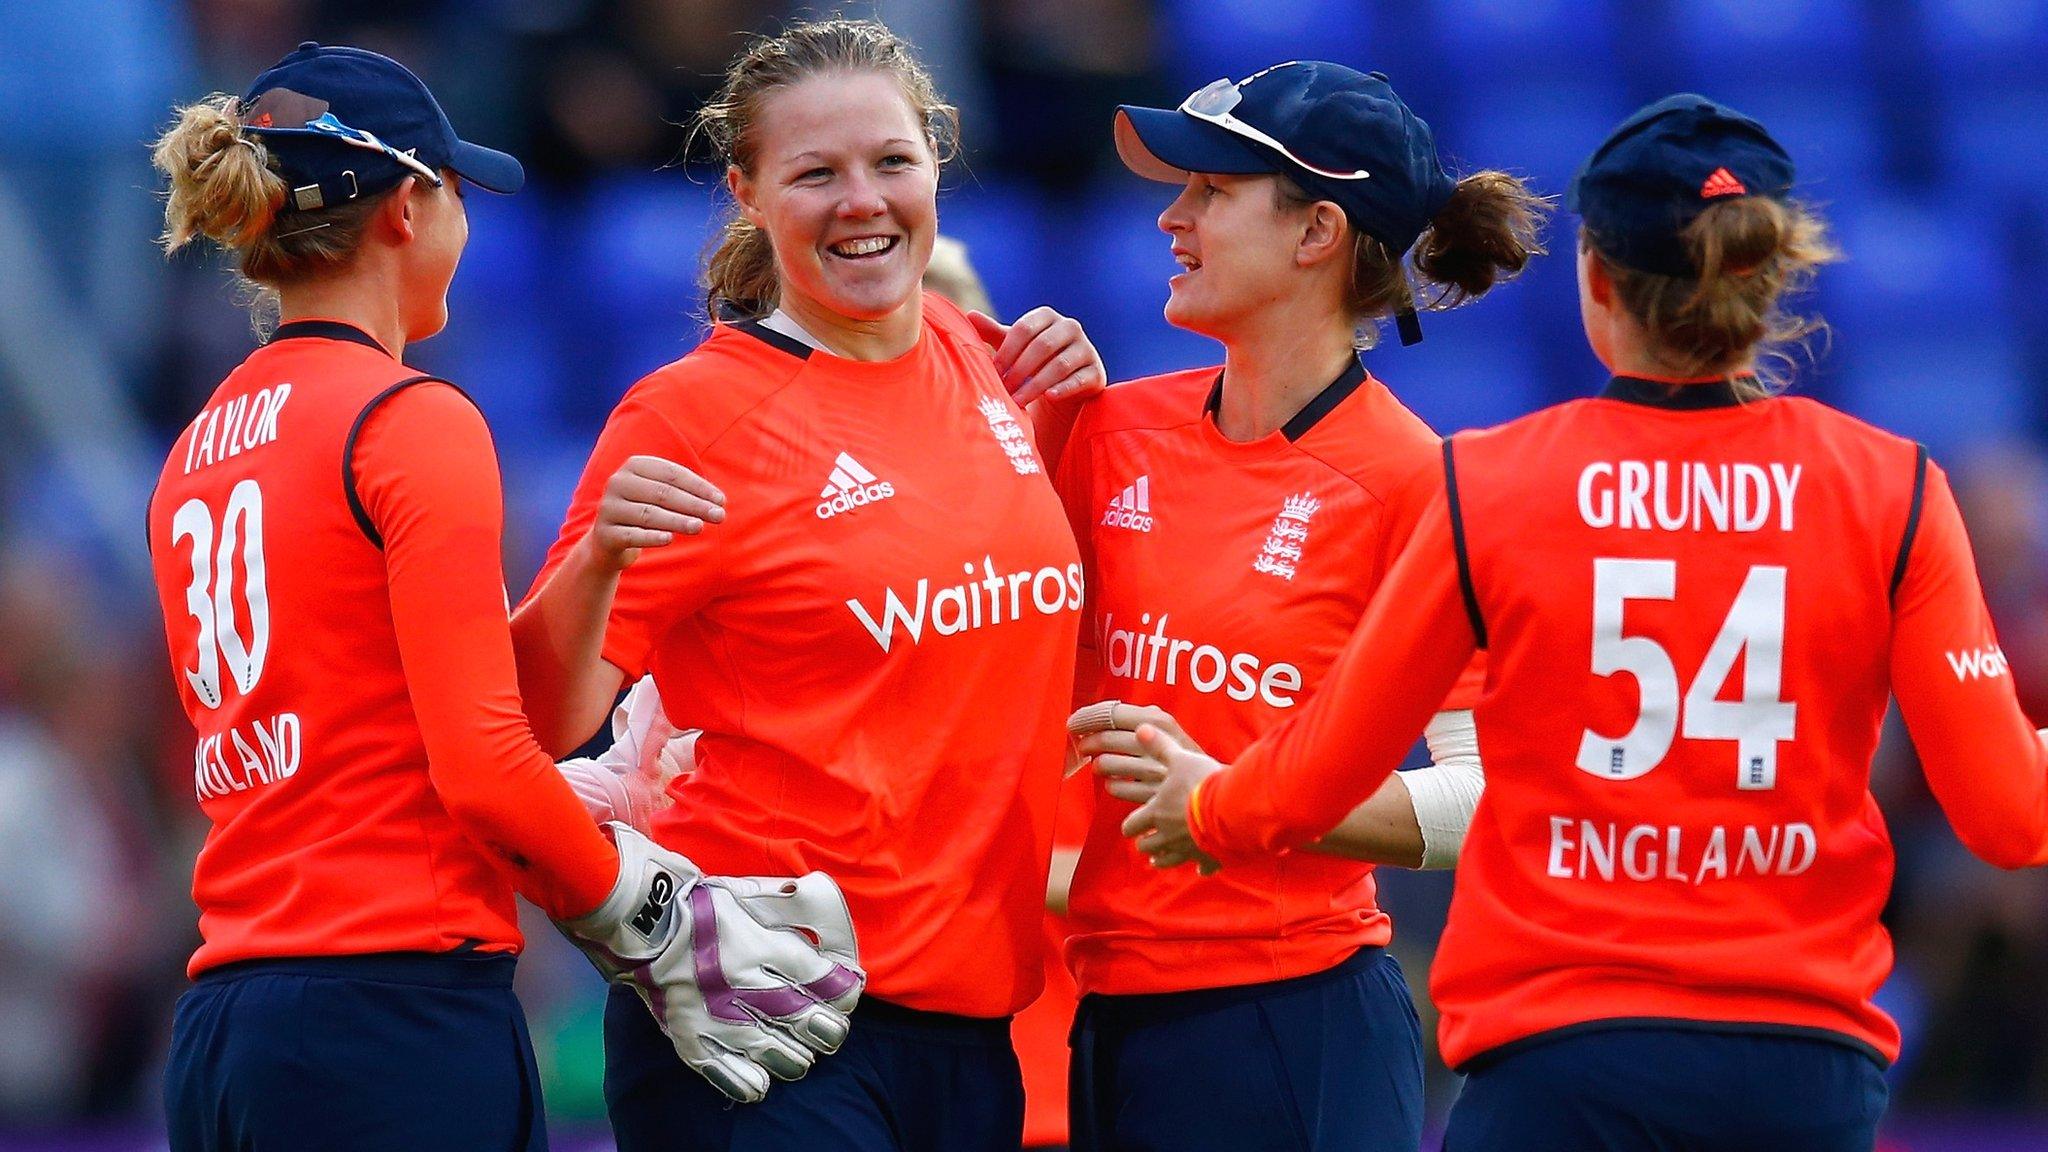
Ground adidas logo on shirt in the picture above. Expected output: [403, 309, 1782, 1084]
[816, 452, 897, 520]
[1102, 476, 1154, 532]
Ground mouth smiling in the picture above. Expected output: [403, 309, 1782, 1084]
[829, 235, 899, 260]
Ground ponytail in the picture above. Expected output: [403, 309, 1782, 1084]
[152, 92, 385, 310]
[1591, 196, 1840, 392]
[1409, 169, 1550, 309]
[1277, 169, 1550, 348]
[154, 94, 287, 253]
[702, 216, 780, 319]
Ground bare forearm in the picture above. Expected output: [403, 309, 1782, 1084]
[512, 538, 627, 756]
[1045, 847, 1081, 917]
[1307, 775, 1425, 866]
[1307, 710, 1482, 868]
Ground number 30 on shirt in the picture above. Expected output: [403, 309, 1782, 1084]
[1577, 558, 1797, 791]
[170, 479, 272, 710]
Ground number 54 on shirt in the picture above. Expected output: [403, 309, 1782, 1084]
[1578, 558, 1796, 791]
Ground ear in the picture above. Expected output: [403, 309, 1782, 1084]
[378, 176, 420, 245]
[1581, 242, 1614, 308]
[1295, 201, 1350, 269]
[727, 165, 764, 229]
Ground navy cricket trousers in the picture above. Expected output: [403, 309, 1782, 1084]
[605, 984, 1026, 1151]
[1068, 947, 1424, 1152]
[1443, 1025, 1889, 1152]
[165, 952, 547, 1152]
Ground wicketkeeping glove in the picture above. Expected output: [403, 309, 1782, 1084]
[556, 677, 697, 832]
[703, 873, 862, 984]
[558, 824, 865, 1103]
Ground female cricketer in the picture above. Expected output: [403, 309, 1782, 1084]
[1127, 94, 2048, 1152]
[147, 43, 848, 1152]
[513, 18, 1104, 1152]
[1051, 61, 1543, 1152]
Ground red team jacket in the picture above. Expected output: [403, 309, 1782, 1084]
[533, 293, 1081, 1018]
[1194, 378, 2048, 1067]
[150, 321, 614, 977]
[1056, 360, 1483, 995]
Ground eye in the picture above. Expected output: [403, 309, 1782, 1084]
[796, 166, 832, 183]
[879, 154, 914, 170]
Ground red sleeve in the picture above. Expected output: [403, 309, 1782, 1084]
[1379, 453, 1487, 710]
[1052, 408, 1103, 707]
[1891, 462, 2048, 868]
[354, 384, 617, 919]
[526, 386, 725, 680]
[1197, 495, 1478, 858]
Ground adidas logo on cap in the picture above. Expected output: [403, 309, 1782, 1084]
[816, 452, 896, 520]
[1102, 475, 1154, 532]
[1700, 167, 1747, 199]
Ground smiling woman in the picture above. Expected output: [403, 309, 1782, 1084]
[691, 28, 955, 359]
[1049, 62, 1547, 1152]
[509, 17, 1107, 1152]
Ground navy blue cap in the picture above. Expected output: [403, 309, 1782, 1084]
[239, 42, 523, 212]
[1114, 61, 1457, 258]
[1567, 93, 1794, 277]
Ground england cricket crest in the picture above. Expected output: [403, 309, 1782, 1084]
[1253, 492, 1319, 581]
[978, 397, 1041, 476]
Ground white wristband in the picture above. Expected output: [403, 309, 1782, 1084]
[1402, 710, 1485, 870]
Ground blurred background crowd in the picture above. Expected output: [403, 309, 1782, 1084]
[1, 0, 2045, 1147]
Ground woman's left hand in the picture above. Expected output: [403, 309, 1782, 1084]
[1070, 701, 1204, 806]
[969, 307, 1107, 407]
[1119, 724, 1225, 874]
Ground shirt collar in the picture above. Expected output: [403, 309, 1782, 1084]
[1600, 375, 1755, 410]
[1204, 354, 1369, 442]
[269, 319, 389, 354]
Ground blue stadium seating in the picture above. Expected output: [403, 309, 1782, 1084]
[1155, 0, 1380, 92]
[423, 188, 557, 461]
[558, 171, 721, 423]
[1385, 302, 1556, 434]
[1668, 0, 1873, 80]
[289, 1, 2046, 477]
[936, 174, 1057, 321]
[1838, 328, 2033, 460]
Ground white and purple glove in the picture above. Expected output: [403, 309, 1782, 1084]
[558, 824, 865, 1103]
[557, 677, 697, 833]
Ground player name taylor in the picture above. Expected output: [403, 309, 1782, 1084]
[183, 384, 292, 476]
[1577, 459, 1802, 532]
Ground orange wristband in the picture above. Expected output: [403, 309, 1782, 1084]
[1187, 771, 1218, 854]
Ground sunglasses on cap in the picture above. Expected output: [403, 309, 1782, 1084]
[1178, 69, 1372, 182]
[297, 112, 445, 189]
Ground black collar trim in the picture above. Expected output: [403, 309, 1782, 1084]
[730, 318, 816, 361]
[270, 320, 387, 354]
[1205, 355, 1369, 442]
[1601, 375, 1754, 410]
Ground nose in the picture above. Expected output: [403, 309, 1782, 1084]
[1158, 182, 1197, 234]
[837, 170, 887, 220]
